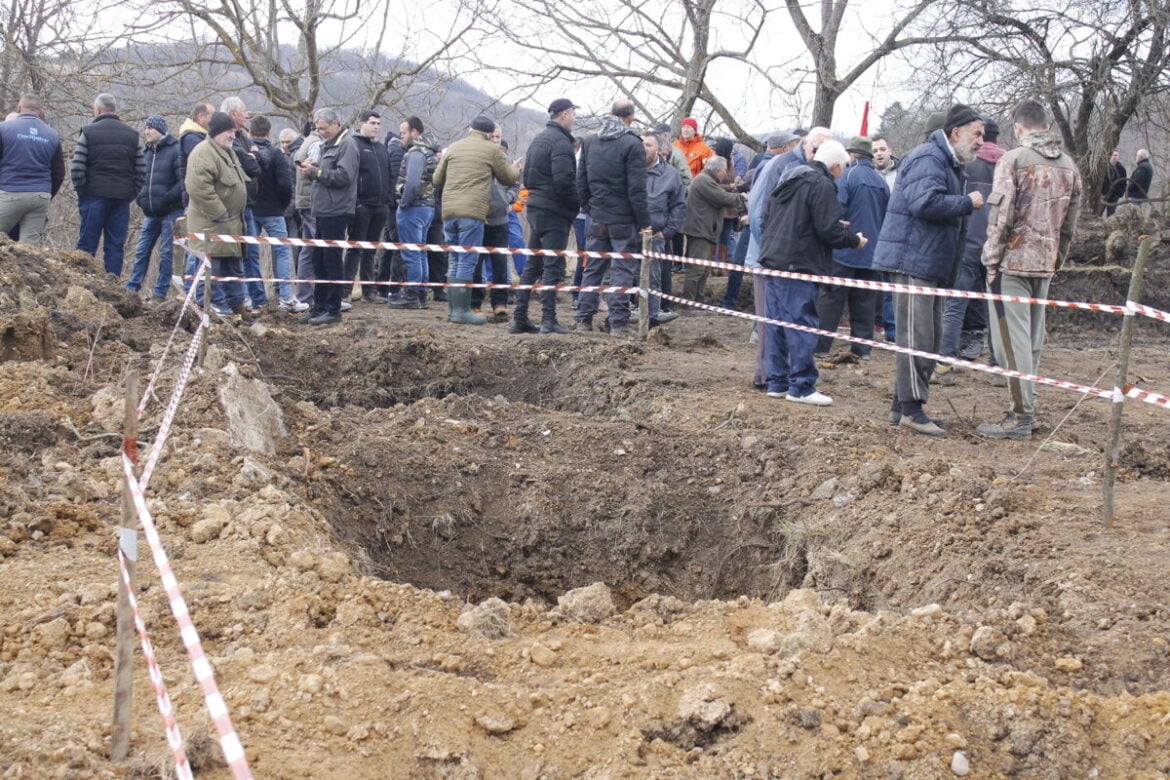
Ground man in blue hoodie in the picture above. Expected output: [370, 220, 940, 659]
[0, 94, 64, 246]
[872, 104, 985, 436]
[126, 116, 185, 301]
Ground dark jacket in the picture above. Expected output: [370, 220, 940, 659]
[523, 120, 578, 220]
[758, 160, 860, 275]
[682, 169, 742, 242]
[0, 113, 65, 195]
[872, 130, 974, 284]
[70, 113, 144, 200]
[1102, 161, 1126, 205]
[353, 133, 392, 208]
[310, 129, 359, 218]
[136, 134, 185, 217]
[231, 129, 262, 204]
[576, 115, 650, 229]
[251, 137, 293, 218]
[833, 158, 889, 270]
[645, 158, 686, 238]
[1128, 158, 1153, 201]
[398, 137, 438, 209]
[385, 136, 405, 210]
[961, 142, 1004, 259]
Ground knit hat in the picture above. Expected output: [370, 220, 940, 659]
[471, 115, 495, 134]
[922, 111, 947, 137]
[145, 115, 167, 135]
[846, 135, 873, 158]
[943, 104, 982, 135]
[548, 98, 578, 116]
[207, 111, 235, 138]
[982, 116, 1000, 143]
[680, 118, 698, 131]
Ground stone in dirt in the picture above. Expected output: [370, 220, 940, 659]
[677, 683, 733, 731]
[474, 711, 517, 735]
[191, 516, 226, 544]
[746, 628, 783, 654]
[970, 626, 1012, 661]
[456, 597, 511, 639]
[555, 582, 616, 623]
[529, 642, 557, 667]
[217, 362, 287, 455]
[951, 750, 971, 776]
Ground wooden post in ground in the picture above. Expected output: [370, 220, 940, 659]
[639, 231, 652, 341]
[111, 372, 140, 761]
[1103, 232, 1158, 527]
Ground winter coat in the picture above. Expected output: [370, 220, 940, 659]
[982, 130, 1082, 279]
[136, 134, 185, 217]
[184, 137, 248, 257]
[1127, 158, 1153, 201]
[961, 142, 1004, 259]
[178, 119, 206, 165]
[251, 137, 294, 218]
[398, 137, 438, 209]
[230, 129, 262, 203]
[673, 134, 713, 178]
[0, 113, 65, 195]
[433, 130, 519, 222]
[681, 170, 742, 243]
[645, 158, 686, 238]
[310, 129, 359, 218]
[1101, 161, 1126, 205]
[70, 114, 144, 200]
[758, 161, 860, 275]
[832, 158, 889, 270]
[523, 120, 578, 221]
[871, 130, 974, 285]
[384, 136, 405, 209]
[353, 133, 392, 208]
[576, 115, 650, 229]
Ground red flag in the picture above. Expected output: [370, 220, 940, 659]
[860, 101, 870, 136]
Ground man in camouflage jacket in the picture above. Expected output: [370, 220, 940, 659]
[978, 99, 1082, 440]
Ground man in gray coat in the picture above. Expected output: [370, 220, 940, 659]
[680, 156, 743, 306]
[643, 132, 685, 326]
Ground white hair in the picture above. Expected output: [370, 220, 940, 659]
[1137, 148, 1150, 161]
[814, 140, 850, 170]
[704, 156, 727, 173]
[220, 96, 246, 115]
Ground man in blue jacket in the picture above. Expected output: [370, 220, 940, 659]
[814, 136, 889, 360]
[126, 116, 185, 301]
[0, 93, 64, 246]
[759, 140, 866, 407]
[872, 104, 985, 436]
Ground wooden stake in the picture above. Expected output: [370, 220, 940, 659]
[639, 231, 652, 341]
[111, 372, 140, 760]
[1103, 232, 1158, 527]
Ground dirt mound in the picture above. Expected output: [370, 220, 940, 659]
[1, 238, 1169, 778]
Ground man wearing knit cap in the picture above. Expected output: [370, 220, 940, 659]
[674, 118, 713, 178]
[126, 115, 185, 302]
[872, 103, 984, 436]
[432, 114, 521, 325]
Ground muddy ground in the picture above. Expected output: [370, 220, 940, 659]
[1, 218, 1169, 779]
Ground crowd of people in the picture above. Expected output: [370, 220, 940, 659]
[0, 91, 1142, 438]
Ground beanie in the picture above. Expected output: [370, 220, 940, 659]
[207, 112, 235, 138]
[471, 115, 495, 134]
[145, 115, 167, 135]
[982, 116, 1000, 143]
[680, 117, 698, 131]
[944, 104, 981, 135]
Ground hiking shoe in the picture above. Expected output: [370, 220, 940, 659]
[890, 411, 943, 426]
[977, 414, 1033, 440]
[539, 320, 570, 335]
[493, 306, 509, 323]
[573, 318, 593, 332]
[508, 319, 539, 334]
[960, 331, 985, 360]
[308, 312, 342, 326]
[610, 325, 632, 339]
[279, 298, 310, 313]
[931, 364, 958, 386]
[655, 311, 679, 324]
[900, 416, 948, 437]
[786, 391, 833, 406]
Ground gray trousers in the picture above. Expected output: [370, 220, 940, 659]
[988, 274, 1049, 417]
[295, 208, 317, 304]
[0, 190, 51, 246]
[892, 273, 944, 405]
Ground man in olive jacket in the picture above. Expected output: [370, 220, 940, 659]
[433, 114, 521, 325]
[185, 112, 249, 317]
[681, 156, 743, 305]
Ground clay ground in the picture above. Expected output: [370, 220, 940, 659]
[1, 226, 1169, 779]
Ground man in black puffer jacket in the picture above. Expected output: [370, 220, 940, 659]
[510, 97, 580, 335]
[126, 115, 183, 301]
[574, 98, 650, 338]
[758, 140, 865, 407]
[344, 110, 392, 302]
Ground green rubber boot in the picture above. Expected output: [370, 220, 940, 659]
[447, 278, 487, 325]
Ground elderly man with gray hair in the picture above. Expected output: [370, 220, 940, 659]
[758, 140, 867, 407]
[679, 155, 744, 306]
[296, 107, 358, 325]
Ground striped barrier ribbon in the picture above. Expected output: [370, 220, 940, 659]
[122, 455, 253, 779]
[138, 316, 207, 493]
[116, 548, 194, 780]
[138, 255, 211, 418]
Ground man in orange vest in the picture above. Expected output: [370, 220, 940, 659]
[673, 118, 712, 179]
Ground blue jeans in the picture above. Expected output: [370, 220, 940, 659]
[212, 256, 246, 312]
[722, 225, 750, 308]
[508, 212, 526, 276]
[940, 252, 985, 358]
[243, 208, 268, 304]
[254, 214, 293, 301]
[126, 209, 182, 297]
[764, 276, 820, 397]
[77, 195, 131, 276]
[397, 205, 434, 297]
[443, 217, 485, 279]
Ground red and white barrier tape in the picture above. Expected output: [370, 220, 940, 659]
[138, 256, 211, 418]
[116, 548, 194, 780]
[655, 291, 1129, 404]
[185, 232, 639, 260]
[1128, 300, 1170, 323]
[138, 318, 207, 492]
[1124, 384, 1170, 407]
[122, 456, 252, 779]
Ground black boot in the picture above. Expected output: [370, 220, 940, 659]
[509, 314, 539, 334]
[540, 316, 570, 334]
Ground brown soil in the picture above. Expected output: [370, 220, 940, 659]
[1, 224, 1169, 780]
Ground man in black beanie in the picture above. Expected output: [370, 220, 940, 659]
[871, 103, 985, 436]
